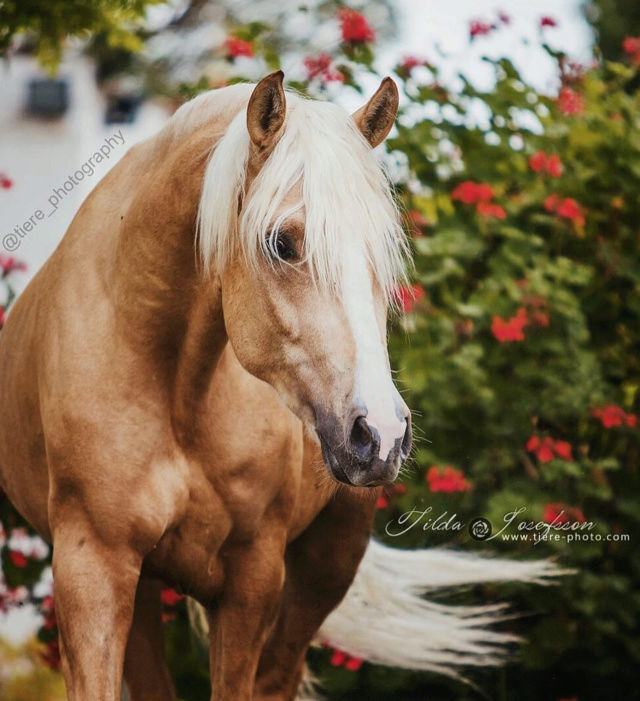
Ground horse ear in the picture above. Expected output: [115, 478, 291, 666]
[247, 71, 286, 151]
[352, 77, 399, 148]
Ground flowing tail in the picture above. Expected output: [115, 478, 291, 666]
[187, 539, 569, 697]
[315, 539, 569, 680]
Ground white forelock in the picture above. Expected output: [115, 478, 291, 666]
[194, 85, 408, 299]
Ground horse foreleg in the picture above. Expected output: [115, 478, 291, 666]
[51, 520, 142, 701]
[208, 531, 286, 701]
[123, 577, 176, 701]
[253, 489, 377, 701]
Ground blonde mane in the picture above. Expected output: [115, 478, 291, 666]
[194, 85, 408, 299]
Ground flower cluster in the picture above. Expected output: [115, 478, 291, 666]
[451, 181, 506, 219]
[491, 308, 528, 342]
[529, 151, 563, 177]
[544, 194, 586, 227]
[399, 55, 431, 76]
[161, 587, 185, 622]
[543, 503, 585, 525]
[527, 436, 573, 463]
[426, 466, 470, 493]
[338, 9, 374, 44]
[40, 638, 61, 670]
[469, 20, 495, 39]
[327, 646, 364, 671]
[394, 283, 425, 314]
[591, 405, 637, 428]
[0, 254, 27, 277]
[622, 36, 640, 65]
[491, 299, 550, 343]
[0, 580, 27, 614]
[451, 181, 494, 204]
[557, 86, 584, 115]
[304, 53, 344, 84]
[224, 36, 254, 59]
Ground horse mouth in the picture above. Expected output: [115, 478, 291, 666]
[318, 435, 354, 486]
[317, 433, 400, 488]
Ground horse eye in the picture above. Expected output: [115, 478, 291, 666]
[269, 232, 297, 262]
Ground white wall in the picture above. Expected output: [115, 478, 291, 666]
[0, 54, 169, 298]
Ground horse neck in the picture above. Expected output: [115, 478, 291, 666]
[110, 119, 232, 437]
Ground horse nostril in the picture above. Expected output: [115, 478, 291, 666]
[349, 416, 378, 463]
[401, 415, 413, 459]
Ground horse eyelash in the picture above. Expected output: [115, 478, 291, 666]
[266, 230, 298, 262]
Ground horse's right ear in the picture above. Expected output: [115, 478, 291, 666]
[247, 71, 286, 151]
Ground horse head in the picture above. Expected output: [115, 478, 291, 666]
[198, 72, 412, 486]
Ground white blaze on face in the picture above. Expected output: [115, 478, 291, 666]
[341, 238, 406, 460]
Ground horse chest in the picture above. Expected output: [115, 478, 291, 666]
[145, 464, 290, 602]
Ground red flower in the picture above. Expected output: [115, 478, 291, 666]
[427, 466, 470, 493]
[546, 154, 563, 178]
[401, 55, 430, 74]
[344, 656, 364, 671]
[544, 193, 560, 212]
[376, 494, 388, 509]
[556, 197, 585, 226]
[469, 20, 495, 39]
[328, 647, 363, 671]
[536, 437, 555, 463]
[41, 595, 57, 629]
[304, 53, 344, 83]
[526, 436, 573, 462]
[529, 151, 563, 177]
[40, 639, 61, 670]
[225, 36, 254, 58]
[544, 194, 585, 226]
[0, 175, 13, 189]
[526, 436, 540, 452]
[476, 201, 506, 219]
[9, 550, 28, 568]
[0, 254, 27, 275]
[557, 87, 584, 115]
[395, 283, 425, 314]
[451, 181, 494, 204]
[622, 36, 640, 64]
[529, 151, 548, 172]
[338, 9, 375, 44]
[161, 588, 185, 606]
[540, 16, 558, 28]
[553, 440, 573, 461]
[591, 405, 637, 428]
[543, 503, 585, 525]
[491, 308, 528, 342]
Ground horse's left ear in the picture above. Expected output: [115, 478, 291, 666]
[247, 71, 286, 151]
[352, 77, 399, 148]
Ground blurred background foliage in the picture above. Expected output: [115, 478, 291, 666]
[1, 1, 640, 700]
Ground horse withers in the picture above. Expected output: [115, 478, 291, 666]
[0, 72, 412, 700]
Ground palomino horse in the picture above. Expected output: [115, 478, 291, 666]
[0, 72, 562, 700]
[0, 72, 411, 700]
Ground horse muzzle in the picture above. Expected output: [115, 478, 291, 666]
[316, 412, 412, 487]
